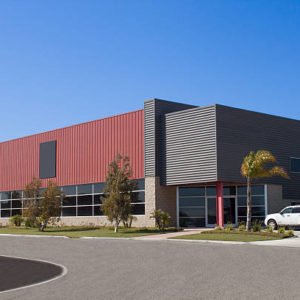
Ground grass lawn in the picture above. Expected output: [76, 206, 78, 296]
[171, 230, 294, 242]
[0, 226, 178, 238]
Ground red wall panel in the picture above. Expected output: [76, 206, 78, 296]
[0, 110, 144, 191]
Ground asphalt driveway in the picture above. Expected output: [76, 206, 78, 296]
[1, 236, 300, 299]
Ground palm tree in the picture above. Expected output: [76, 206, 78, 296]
[241, 150, 289, 231]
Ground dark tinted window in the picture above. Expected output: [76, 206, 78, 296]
[11, 191, 22, 199]
[179, 218, 205, 227]
[39, 140, 56, 179]
[78, 195, 92, 206]
[12, 200, 22, 209]
[179, 187, 205, 197]
[1, 200, 11, 209]
[131, 204, 145, 215]
[237, 186, 247, 195]
[94, 183, 105, 194]
[62, 207, 76, 216]
[94, 195, 103, 205]
[135, 179, 145, 190]
[252, 186, 264, 195]
[77, 206, 92, 216]
[94, 205, 103, 216]
[291, 157, 300, 173]
[1, 210, 10, 218]
[223, 186, 236, 196]
[179, 207, 205, 218]
[293, 207, 300, 213]
[61, 186, 76, 196]
[78, 184, 92, 195]
[1, 192, 11, 200]
[131, 192, 145, 203]
[238, 197, 247, 206]
[11, 209, 22, 216]
[206, 187, 216, 196]
[282, 208, 293, 214]
[62, 196, 76, 206]
[179, 197, 205, 207]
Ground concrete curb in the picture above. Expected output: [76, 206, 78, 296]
[0, 234, 69, 239]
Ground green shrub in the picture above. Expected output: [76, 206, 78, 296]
[225, 224, 234, 231]
[24, 218, 34, 228]
[215, 226, 223, 231]
[150, 209, 171, 231]
[266, 225, 273, 233]
[238, 224, 246, 231]
[10, 214, 23, 227]
[287, 230, 294, 237]
[252, 221, 262, 232]
[278, 227, 285, 234]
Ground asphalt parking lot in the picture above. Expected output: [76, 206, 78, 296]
[1, 236, 300, 300]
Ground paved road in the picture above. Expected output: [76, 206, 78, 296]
[0, 256, 63, 292]
[1, 236, 300, 300]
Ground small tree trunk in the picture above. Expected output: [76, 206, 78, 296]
[114, 221, 119, 233]
[246, 177, 252, 231]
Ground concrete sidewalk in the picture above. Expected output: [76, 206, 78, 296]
[134, 228, 212, 240]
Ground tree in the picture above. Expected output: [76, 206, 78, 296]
[23, 179, 64, 231]
[241, 150, 289, 231]
[101, 154, 136, 232]
[151, 209, 171, 231]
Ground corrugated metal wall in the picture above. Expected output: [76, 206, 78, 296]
[144, 99, 195, 178]
[216, 105, 300, 199]
[0, 110, 144, 191]
[162, 105, 218, 185]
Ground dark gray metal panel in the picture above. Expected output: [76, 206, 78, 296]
[144, 99, 196, 178]
[39, 140, 56, 179]
[216, 105, 300, 199]
[162, 105, 217, 185]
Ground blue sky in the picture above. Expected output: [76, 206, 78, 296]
[0, 0, 299, 142]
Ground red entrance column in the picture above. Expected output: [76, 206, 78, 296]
[216, 182, 224, 227]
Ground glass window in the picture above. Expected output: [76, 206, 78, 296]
[179, 218, 205, 228]
[293, 207, 300, 213]
[62, 207, 76, 216]
[238, 207, 247, 217]
[94, 195, 103, 205]
[1, 200, 11, 209]
[12, 200, 22, 209]
[179, 207, 205, 218]
[62, 196, 76, 206]
[11, 209, 22, 216]
[77, 206, 93, 216]
[238, 197, 247, 207]
[291, 157, 300, 173]
[179, 197, 205, 207]
[251, 186, 264, 195]
[223, 186, 236, 196]
[1, 210, 10, 218]
[1, 192, 11, 200]
[94, 183, 105, 194]
[252, 207, 265, 216]
[135, 179, 145, 190]
[179, 187, 205, 197]
[206, 187, 216, 196]
[237, 186, 247, 195]
[131, 204, 145, 215]
[94, 205, 103, 216]
[61, 185, 76, 196]
[252, 196, 265, 206]
[78, 184, 92, 195]
[78, 195, 93, 206]
[281, 207, 293, 214]
[131, 192, 145, 203]
[11, 191, 22, 199]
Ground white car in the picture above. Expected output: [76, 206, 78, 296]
[264, 205, 300, 229]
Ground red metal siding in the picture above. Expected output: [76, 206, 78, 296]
[0, 110, 144, 191]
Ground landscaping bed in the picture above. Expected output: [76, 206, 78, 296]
[171, 229, 294, 242]
[0, 226, 179, 238]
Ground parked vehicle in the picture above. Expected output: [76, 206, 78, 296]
[264, 206, 300, 229]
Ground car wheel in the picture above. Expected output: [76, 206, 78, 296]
[268, 219, 277, 230]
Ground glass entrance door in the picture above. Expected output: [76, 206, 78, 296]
[206, 197, 217, 226]
[224, 197, 236, 225]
